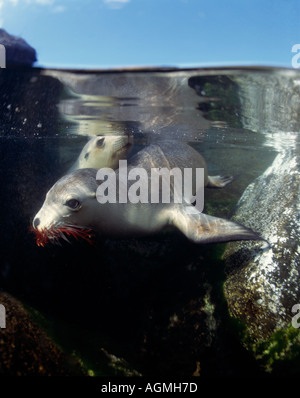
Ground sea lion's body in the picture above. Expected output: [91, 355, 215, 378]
[124, 140, 232, 189]
[32, 141, 260, 246]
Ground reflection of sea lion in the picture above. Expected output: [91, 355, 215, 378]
[31, 141, 261, 246]
[68, 134, 133, 172]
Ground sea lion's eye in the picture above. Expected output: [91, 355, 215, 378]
[65, 199, 81, 210]
[96, 137, 105, 147]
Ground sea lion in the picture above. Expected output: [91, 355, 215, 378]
[68, 134, 133, 172]
[31, 141, 261, 246]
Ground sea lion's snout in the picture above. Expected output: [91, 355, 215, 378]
[32, 217, 40, 229]
[31, 203, 58, 233]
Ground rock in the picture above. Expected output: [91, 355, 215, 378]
[0, 29, 37, 66]
[0, 291, 84, 375]
[223, 138, 300, 372]
[100, 348, 142, 376]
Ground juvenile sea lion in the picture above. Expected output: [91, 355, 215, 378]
[68, 134, 133, 172]
[31, 141, 261, 246]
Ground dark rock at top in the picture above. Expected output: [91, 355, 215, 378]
[0, 29, 37, 66]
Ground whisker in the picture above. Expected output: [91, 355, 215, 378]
[29, 224, 95, 247]
[60, 231, 71, 244]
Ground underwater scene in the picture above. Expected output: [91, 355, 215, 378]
[0, 66, 299, 378]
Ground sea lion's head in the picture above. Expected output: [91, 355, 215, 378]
[31, 169, 99, 246]
[71, 134, 133, 171]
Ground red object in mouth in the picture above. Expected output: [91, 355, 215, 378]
[29, 225, 95, 247]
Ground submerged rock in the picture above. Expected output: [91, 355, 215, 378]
[223, 141, 300, 371]
[100, 348, 142, 376]
[0, 29, 37, 66]
[0, 291, 84, 375]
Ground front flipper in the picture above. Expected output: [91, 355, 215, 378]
[207, 175, 235, 188]
[168, 205, 262, 244]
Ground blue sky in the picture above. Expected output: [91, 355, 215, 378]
[0, 0, 299, 69]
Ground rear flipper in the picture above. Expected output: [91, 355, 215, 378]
[207, 175, 235, 188]
[168, 205, 262, 244]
